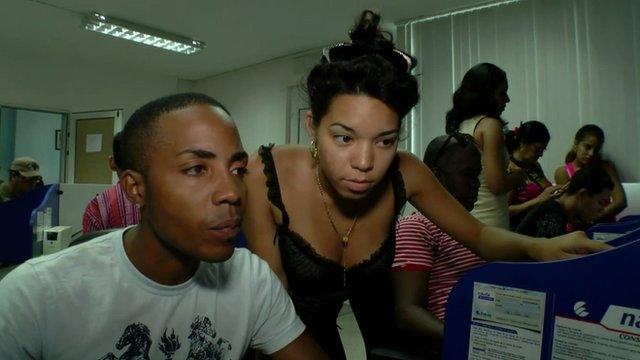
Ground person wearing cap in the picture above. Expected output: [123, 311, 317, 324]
[0, 157, 42, 203]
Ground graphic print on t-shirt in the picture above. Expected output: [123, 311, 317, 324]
[98, 316, 232, 360]
[186, 315, 232, 359]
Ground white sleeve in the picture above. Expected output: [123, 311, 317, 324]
[0, 263, 44, 359]
[249, 257, 305, 355]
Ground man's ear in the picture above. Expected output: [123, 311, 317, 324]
[120, 169, 145, 206]
[305, 110, 317, 143]
[108, 156, 117, 172]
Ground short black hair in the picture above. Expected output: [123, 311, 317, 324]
[566, 166, 613, 196]
[112, 131, 123, 169]
[120, 92, 231, 173]
[423, 133, 478, 171]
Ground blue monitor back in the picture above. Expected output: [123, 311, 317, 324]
[443, 236, 640, 359]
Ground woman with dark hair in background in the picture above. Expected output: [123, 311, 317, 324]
[244, 11, 609, 359]
[445, 63, 525, 229]
[554, 124, 626, 223]
[506, 121, 565, 229]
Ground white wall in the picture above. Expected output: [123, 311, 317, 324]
[193, 52, 319, 153]
[14, 109, 63, 184]
[193, 0, 639, 185]
[0, 49, 181, 123]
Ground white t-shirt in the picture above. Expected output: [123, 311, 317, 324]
[0, 228, 305, 359]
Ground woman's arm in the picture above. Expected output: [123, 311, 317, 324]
[600, 161, 627, 220]
[476, 117, 523, 194]
[393, 271, 444, 340]
[554, 166, 570, 185]
[243, 151, 289, 288]
[399, 152, 610, 261]
[508, 185, 564, 216]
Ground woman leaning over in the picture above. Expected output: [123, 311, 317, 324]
[243, 10, 610, 359]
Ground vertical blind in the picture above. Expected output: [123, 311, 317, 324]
[399, 0, 640, 181]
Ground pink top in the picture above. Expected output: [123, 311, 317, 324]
[565, 162, 577, 178]
[512, 162, 552, 204]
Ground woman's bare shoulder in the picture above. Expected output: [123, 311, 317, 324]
[475, 116, 504, 131]
[554, 165, 569, 184]
[247, 144, 310, 181]
[397, 150, 422, 166]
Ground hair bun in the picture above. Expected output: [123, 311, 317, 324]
[349, 10, 393, 51]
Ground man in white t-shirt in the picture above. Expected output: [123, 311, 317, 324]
[0, 93, 327, 359]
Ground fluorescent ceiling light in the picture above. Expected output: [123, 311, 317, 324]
[83, 12, 205, 54]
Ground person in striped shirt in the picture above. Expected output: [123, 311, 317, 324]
[393, 133, 484, 353]
[82, 132, 141, 234]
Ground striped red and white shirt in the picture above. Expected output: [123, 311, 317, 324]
[392, 212, 484, 321]
[82, 183, 141, 234]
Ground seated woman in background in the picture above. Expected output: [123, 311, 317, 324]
[517, 166, 613, 237]
[506, 121, 565, 229]
[554, 124, 626, 223]
[392, 133, 485, 356]
[445, 63, 525, 229]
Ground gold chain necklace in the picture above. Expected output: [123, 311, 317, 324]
[314, 166, 358, 248]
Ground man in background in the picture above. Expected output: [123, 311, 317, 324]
[0, 157, 42, 202]
[516, 166, 613, 238]
[393, 133, 485, 355]
[82, 131, 140, 233]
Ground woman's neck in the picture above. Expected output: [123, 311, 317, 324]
[511, 150, 533, 168]
[572, 159, 587, 170]
[315, 164, 385, 218]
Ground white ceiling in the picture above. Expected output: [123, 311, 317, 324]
[2, 0, 493, 80]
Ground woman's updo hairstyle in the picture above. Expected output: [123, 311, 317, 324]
[505, 120, 550, 154]
[306, 10, 419, 125]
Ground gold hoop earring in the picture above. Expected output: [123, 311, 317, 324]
[310, 139, 319, 161]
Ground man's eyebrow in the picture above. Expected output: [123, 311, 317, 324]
[230, 151, 249, 163]
[176, 149, 216, 158]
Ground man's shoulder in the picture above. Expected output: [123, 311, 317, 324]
[222, 248, 273, 277]
[400, 212, 447, 234]
[24, 230, 121, 278]
[96, 183, 123, 199]
[194, 248, 284, 301]
[536, 199, 563, 213]
[517, 200, 564, 232]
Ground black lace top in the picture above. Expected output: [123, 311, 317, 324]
[259, 144, 407, 359]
